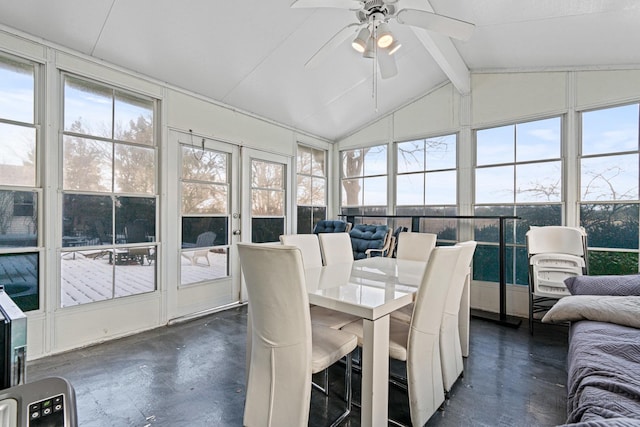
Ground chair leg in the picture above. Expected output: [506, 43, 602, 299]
[529, 291, 534, 335]
[329, 352, 352, 427]
[311, 369, 329, 395]
[345, 353, 352, 406]
[388, 418, 407, 427]
[311, 353, 353, 426]
[324, 368, 329, 396]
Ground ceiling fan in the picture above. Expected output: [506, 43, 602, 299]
[291, 0, 475, 79]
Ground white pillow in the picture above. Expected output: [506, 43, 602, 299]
[541, 295, 640, 329]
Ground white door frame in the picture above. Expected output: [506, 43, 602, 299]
[238, 147, 293, 301]
[166, 130, 242, 321]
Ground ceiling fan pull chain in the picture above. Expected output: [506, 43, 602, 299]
[373, 23, 378, 112]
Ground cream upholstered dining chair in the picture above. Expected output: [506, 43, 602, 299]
[280, 233, 359, 393]
[279, 233, 358, 329]
[395, 232, 437, 262]
[390, 232, 437, 324]
[314, 232, 360, 330]
[237, 243, 356, 427]
[317, 232, 353, 266]
[341, 246, 461, 426]
[439, 240, 477, 395]
[279, 234, 323, 268]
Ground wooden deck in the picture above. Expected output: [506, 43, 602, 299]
[61, 249, 229, 307]
[1, 249, 229, 308]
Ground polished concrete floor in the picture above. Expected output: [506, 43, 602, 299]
[27, 306, 569, 426]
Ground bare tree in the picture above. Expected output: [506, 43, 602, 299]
[181, 147, 228, 214]
[342, 149, 366, 205]
[63, 119, 111, 191]
[114, 115, 155, 193]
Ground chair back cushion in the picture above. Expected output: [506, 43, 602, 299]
[237, 243, 312, 427]
[410, 246, 461, 340]
[318, 232, 353, 265]
[396, 232, 437, 262]
[407, 245, 461, 427]
[279, 234, 323, 268]
[443, 241, 477, 316]
[313, 220, 348, 233]
[440, 241, 477, 392]
[349, 224, 388, 259]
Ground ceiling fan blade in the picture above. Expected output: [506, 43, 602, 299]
[377, 48, 398, 79]
[291, 0, 362, 10]
[395, 9, 475, 41]
[305, 23, 361, 69]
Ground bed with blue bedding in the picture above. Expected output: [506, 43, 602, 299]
[542, 274, 640, 426]
[565, 320, 640, 425]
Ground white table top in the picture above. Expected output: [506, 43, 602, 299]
[304, 257, 426, 321]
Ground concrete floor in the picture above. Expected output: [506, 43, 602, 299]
[27, 306, 569, 426]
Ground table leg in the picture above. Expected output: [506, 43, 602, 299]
[361, 315, 390, 427]
[459, 274, 470, 357]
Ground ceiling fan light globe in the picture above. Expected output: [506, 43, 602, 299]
[376, 22, 393, 48]
[352, 40, 366, 53]
[377, 34, 393, 48]
[352, 27, 370, 53]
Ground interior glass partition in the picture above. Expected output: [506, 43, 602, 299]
[342, 214, 520, 326]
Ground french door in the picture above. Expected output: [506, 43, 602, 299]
[239, 148, 292, 300]
[168, 130, 241, 320]
[171, 141, 292, 314]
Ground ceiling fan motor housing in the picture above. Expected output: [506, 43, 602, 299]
[356, 0, 395, 23]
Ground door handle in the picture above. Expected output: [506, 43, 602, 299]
[232, 230, 241, 236]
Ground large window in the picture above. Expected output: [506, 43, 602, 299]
[296, 145, 326, 233]
[60, 75, 157, 307]
[474, 117, 563, 285]
[180, 145, 230, 285]
[340, 145, 387, 218]
[396, 134, 457, 240]
[580, 103, 640, 275]
[0, 54, 40, 312]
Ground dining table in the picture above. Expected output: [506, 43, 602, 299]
[304, 256, 427, 427]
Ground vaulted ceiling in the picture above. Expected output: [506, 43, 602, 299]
[1, 0, 640, 141]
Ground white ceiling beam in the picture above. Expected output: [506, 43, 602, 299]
[406, 0, 471, 94]
[409, 26, 471, 95]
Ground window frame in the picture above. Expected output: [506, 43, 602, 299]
[59, 73, 159, 307]
[0, 52, 43, 312]
[296, 144, 327, 233]
[472, 115, 564, 286]
[578, 102, 640, 275]
[340, 144, 388, 211]
[179, 143, 231, 286]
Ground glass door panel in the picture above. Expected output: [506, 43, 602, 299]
[242, 149, 291, 244]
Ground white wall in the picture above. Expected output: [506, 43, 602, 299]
[338, 69, 640, 318]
